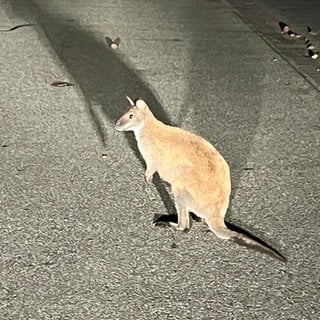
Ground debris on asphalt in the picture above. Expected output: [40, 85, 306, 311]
[304, 37, 316, 50]
[303, 37, 319, 59]
[0, 23, 35, 32]
[279, 21, 288, 33]
[278, 22, 319, 59]
[105, 36, 120, 49]
[50, 81, 74, 87]
[279, 21, 301, 38]
[170, 242, 178, 249]
[307, 25, 318, 35]
[307, 49, 319, 59]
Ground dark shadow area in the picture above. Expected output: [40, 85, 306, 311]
[7, 0, 176, 216]
[153, 210, 285, 261]
[153, 211, 286, 261]
[153, 214, 177, 226]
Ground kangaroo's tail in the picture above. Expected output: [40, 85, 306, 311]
[208, 218, 286, 262]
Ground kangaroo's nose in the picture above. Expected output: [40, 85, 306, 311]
[115, 119, 122, 131]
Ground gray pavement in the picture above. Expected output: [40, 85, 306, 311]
[230, 0, 320, 86]
[0, 0, 319, 319]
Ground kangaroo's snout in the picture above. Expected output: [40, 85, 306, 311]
[115, 119, 123, 131]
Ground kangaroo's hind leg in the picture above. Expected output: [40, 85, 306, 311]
[154, 188, 191, 231]
[167, 189, 191, 232]
[168, 202, 190, 231]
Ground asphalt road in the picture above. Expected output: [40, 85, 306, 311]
[0, 0, 319, 319]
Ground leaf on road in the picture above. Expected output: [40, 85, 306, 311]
[51, 81, 74, 87]
[0, 23, 35, 32]
[105, 36, 120, 49]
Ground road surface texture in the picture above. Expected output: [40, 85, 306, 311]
[0, 0, 319, 319]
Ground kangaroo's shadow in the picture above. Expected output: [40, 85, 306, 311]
[8, 0, 176, 216]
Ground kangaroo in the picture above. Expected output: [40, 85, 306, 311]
[115, 97, 286, 262]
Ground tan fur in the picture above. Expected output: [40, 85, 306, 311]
[115, 97, 286, 262]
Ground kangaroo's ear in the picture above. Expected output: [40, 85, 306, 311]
[126, 96, 135, 106]
[136, 99, 147, 110]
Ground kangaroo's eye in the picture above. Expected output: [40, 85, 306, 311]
[129, 114, 134, 119]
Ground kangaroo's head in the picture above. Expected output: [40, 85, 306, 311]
[115, 97, 151, 132]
